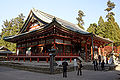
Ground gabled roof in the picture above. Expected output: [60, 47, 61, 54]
[0, 46, 10, 51]
[0, 46, 13, 54]
[20, 8, 90, 35]
[93, 34, 113, 43]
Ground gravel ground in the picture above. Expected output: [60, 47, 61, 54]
[0, 66, 120, 80]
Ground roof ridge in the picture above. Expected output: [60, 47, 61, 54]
[32, 8, 80, 29]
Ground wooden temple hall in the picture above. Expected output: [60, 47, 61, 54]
[3, 8, 113, 62]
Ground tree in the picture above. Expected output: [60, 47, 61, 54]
[105, 0, 115, 21]
[87, 23, 97, 34]
[104, 0, 120, 42]
[87, 0, 120, 43]
[76, 10, 85, 30]
[96, 16, 106, 37]
[0, 13, 25, 52]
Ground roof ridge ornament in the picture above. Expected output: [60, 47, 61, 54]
[52, 17, 57, 22]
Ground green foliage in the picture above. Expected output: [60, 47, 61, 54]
[96, 16, 106, 37]
[76, 10, 85, 30]
[0, 13, 25, 52]
[87, 0, 120, 43]
[105, 0, 115, 21]
[87, 23, 97, 34]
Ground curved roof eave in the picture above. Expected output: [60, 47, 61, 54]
[31, 8, 90, 35]
[93, 34, 113, 43]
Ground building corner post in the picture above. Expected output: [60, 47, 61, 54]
[91, 33, 94, 60]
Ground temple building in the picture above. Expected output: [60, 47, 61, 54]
[3, 8, 113, 62]
[0, 46, 13, 58]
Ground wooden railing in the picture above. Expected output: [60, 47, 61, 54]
[8, 53, 79, 57]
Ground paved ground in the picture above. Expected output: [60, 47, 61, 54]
[0, 66, 120, 80]
[116, 64, 120, 71]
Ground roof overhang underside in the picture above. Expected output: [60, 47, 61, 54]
[3, 20, 91, 43]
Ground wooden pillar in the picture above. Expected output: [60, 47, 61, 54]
[79, 40, 81, 57]
[53, 37, 56, 49]
[54, 40, 56, 49]
[13, 58, 15, 61]
[91, 34, 94, 60]
[37, 58, 39, 62]
[63, 45, 65, 56]
[46, 58, 48, 63]
[116, 46, 118, 53]
[7, 57, 8, 61]
[61, 58, 63, 61]
[24, 58, 25, 62]
[63, 39, 65, 56]
[45, 51, 46, 56]
[98, 46, 101, 55]
[30, 57, 32, 62]
[70, 58, 72, 62]
[18, 57, 20, 62]
[21, 48, 23, 55]
[45, 39, 46, 56]
[102, 47, 105, 56]
[91, 46, 93, 60]
[85, 43, 87, 62]
[117, 47, 119, 54]
[9, 58, 11, 61]
[71, 45, 72, 56]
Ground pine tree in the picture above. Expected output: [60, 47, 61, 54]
[0, 13, 25, 52]
[96, 16, 106, 37]
[76, 10, 85, 30]
[87, 23, 97, 34]
[104, 0, 120, 42]
[87, 0, 120, 43]
[105, 0, 115, 21]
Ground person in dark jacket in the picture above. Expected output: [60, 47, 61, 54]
[77, 60, 83, 76]
[62, 59, 68, 78]
[93, 59, 98, 71]
[98, 55, 101, 65]
[101, 60, 105, 70]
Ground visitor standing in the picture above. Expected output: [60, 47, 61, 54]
[62, 59, 68, 78]
[106, 57, 108, 64]
[74, 58, 77, 71]
[93, 59, 98, 71]
[98, 55, 101, 65]
[77, 60, 83, 76]
[101, 60, 105, 70]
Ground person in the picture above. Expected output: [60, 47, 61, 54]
[74, 58, 77, 71]
[77, 60, 83, 76]
[78, 50, 81, 56]
[98, 55, 101, 65]
[93, 59, 98, 71]
[101, 60, 105, 70]
[62, 59, 68, 78]
[106, 57, 108, 64]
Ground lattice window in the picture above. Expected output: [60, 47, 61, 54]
[55, 39, 63, 43]
[64, 40, 71, 44]
[46, 39, 54, 44]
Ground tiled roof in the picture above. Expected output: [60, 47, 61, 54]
[3, 8, 113, 43]
[32, 8, 90, 35]
[0, 51, 13, 54]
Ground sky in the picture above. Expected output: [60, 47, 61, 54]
[0, 0, 120, 32]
